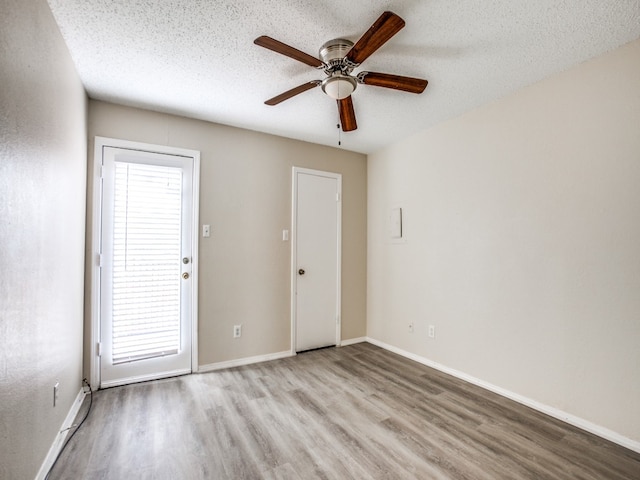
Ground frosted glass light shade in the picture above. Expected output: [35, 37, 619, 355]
[321, 75, 357, 100]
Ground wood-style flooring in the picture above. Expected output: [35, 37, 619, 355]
[50, 343, 640, 479]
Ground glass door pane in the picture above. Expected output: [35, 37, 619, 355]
[112, 162, 182, 364]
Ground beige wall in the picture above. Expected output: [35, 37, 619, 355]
[0, 0, 88, 478]
[368, 39, 640, 444]
[87, 101, 367, 367]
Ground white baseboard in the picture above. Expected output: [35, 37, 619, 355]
[198, 350, 293, 373]
[197, 339, 368, 373]
[35, 387, 87, 480]
[197, 338, 367, 373]
[365, 337, 640, 454]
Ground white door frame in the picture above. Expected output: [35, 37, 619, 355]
[290, 167, 342, 354]
[90, 136, 200, 389]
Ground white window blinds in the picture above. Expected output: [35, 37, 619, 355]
[111, 161, 182, 364]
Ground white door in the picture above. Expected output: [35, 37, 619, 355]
[99, 144, 197, 388]
[292, 168, 341, 352]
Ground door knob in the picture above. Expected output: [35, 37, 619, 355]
[298, 269, 305, 275]
[182, 272, 189, 280]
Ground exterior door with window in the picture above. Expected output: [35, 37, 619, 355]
[99, 144, 197, 388]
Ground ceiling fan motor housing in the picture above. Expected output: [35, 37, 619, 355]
[319, 38, 354, 66]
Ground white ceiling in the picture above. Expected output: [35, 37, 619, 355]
[46, 0, 640, 154]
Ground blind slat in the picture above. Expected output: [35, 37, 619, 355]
[111, 161, 182, 365]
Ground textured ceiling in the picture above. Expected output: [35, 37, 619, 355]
[46, 0, 640, 154]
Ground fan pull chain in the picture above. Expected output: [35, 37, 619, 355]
[337, 123, 341, 146]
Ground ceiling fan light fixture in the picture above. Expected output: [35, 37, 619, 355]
[255, 12, 426, 132]
[321, 74, 357, 100]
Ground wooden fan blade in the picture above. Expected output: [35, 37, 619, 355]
[264, 81, 320, 106]
[359, 72, 428, 93]
[345, 11, 405, 65]
[254, 36, 324, 68]
[338, 96, 357, 132]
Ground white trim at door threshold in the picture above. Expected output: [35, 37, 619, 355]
[36, 388, 86, 480]
[100, 368, 192, 389]
[198, 351, 293, 373]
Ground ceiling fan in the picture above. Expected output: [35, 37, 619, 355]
[254, 11, 428, 132]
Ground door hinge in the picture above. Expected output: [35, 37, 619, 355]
[96, 342, 102, 357]
[97, 253, 103, 267]
[336, 193, 340, 202]
[336, 315, 340, 325]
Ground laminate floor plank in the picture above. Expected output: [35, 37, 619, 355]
[49, 343, 640, 479]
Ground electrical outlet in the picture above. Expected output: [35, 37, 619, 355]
[428, 325, 435, 339]
[233, 325, 242, 338]
[408, 322, 414, 333]
[53, 382, 59, 407]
